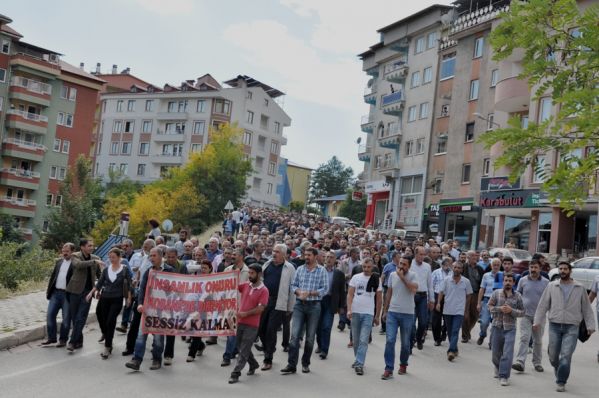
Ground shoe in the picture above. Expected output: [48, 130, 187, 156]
[254, 344, 264, 352]
[261, 363, 272, 371]
[149, 360, 161, 370]
[315, 347, 321, 353]
[164, 357, 172, 366]
[556, 384, 565, 392]
[534, 364, 544, 372]
[228, 375, 239, 384]
[125, 359, 141, 371]
[41, 340, 57, 346]
[381, 370, 393, 380]
[98, 335, 105, 343]
[434, 340, 441, 346]
[494, 367, 499, 378]
[122, 350, 134, 356]
[512, 363, 524, 372]
[319, 353, 327, 360]
[302, 365, 310, 373]
[66, 343, 75, 352]
[417, 342, 423, 350]
[74, 343, 83, 350]
[56, 341, 66, 348]
[247, 364, 259, 375]
[337, 324, 345, 332]
[198, 347, 205, 357]
[221, 358, 231, 367]
[283, 346, 289, 352]
[347, 341, 353, 348]
[351, 361, 358, 368]
[500, 378, 509, 386]
[280, 366, 296, 374]
[398, 365, 407, 375]
[461, 338, 469, 343]
[100, 347, 112, 359]
[447, 352, 455, 362]
[186, 356, 194, 362]
[477, 336, 484, 345]
[206, 338, 217, 345]
[115, 325, 127, 334]
[355, 366, 364, 375]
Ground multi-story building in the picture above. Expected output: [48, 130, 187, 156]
[0, 15, 103, 239]
[95, 73, 291, 208]
[358, 5, 452, 231]
[277, 159, 312, 207]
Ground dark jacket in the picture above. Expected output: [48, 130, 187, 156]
[65, 251, 101, 295]
[96, 266, 132, 299]
[46, 258, 71, 299]
[328, 268, 346, 313]
[138, 263, 175, 305]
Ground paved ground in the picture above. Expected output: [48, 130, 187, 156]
[1, 316, 598, 398]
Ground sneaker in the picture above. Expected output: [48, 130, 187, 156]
[221, 358, 231, 367]
[280, 366, 296, 375]
[66, 343, 75, 352]
[500, 378, 509, 386]
[447, 352, 455, 362]
[494, 367, 499, 378]
[434, 340, 441, 346]
[319, 353, 327, 360]
[381, 370, 393, 380]
[125, 359, 141, 371]
[228, 374, 239, 384]
[398, 365, 407, 375]
[115, 325, 127, 334]
[302, 365, 310, 373]
[186, 356, 194, 362]
[100, 347, 112, 359]
[164, 357, 172, 366]
[511, 362, 524, 372]
[556, 384, 565, 392]
[149, 360, 161, 370]
[337, 324, 345, 332]
[534, 364, 544, 372]
[477, 336, 485, 345]
[355, 366, 364, 375]
[315, 347, 321, 353]
[351, 361, 359, 368]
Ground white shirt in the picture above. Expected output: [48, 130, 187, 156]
[55, 258, 71, 290]
[108, 264, 124, 282]
[349, 272, 382, 316]
[410, 259, 434, 300]
[232, 210, 242, 223]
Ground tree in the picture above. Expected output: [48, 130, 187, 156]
[339, 190, 367, 224]
[481, 0, 599, 213]
[309, 156, 354, 201]
[288, 201, 305, 213]
[42, 156, 102, 250]
[0, 213, 23, 243]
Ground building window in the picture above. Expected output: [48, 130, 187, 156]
[246, 91, 253, 100]
[270, 141, 279, 154]
[68, 88, 77, 101]
[415, 36, 425, 54]
[58, 167, 66, 181]
[268, 162, 276, 176]
[127, 100, 135, 111]
[465, 122, 475, 142]
[42, 220, 49, 232]
[253, 177, 262, 190]
[213, 99, 231, 115]
[139, 142, 149, 155]
[142, 120, 152, 133]
[407, 106, 417, 122]
[533, 155, 546, 183]
[260, 114, 269, 130]
[539, 97, 552, 122]
[416, 138, 425, 154]
[247, 110, 254, 124]
[432, 178, 443, 194]
[411, 71, 421, 88]
[537, 213, 551, 252]
[191, 144, 202, 153]
[110, 142, 119, 154]
[405, 140, 414, 156]
[57, 112, 74, 127]
[374, 155, 382, 169]
[419, 102, 429, 119]
[487, 113, 495, 130]
[243, 131, 252, 145]
[440, 53, 456, 80]
[192, 121, 205, 134]
[62, 140, 70, 154]
[462, 164, 471, 183]
[121, 142, 132, 155]
[137, 164, 146, 176]
[50, 166, 57, 179]
[423, 67, 432, 84]
[490, 69, 499, 87]
[401, 175, 423, 194]
[469, 79, 479, 100]
[264, 99, 269, 107]
[267, 182, 273, 194]
[55, 195, 63, 207]
[274, 122, 281, 134]
[114, 120, 123, 132]
[196, 100, 206, 113]
[436, 136, 447, 154]
[53, 139, 61, 152]
[0, 96, 3, 111]
[116, 100, 123, 112]
[60, 86, 68, 99]
[483, 158, 491, 176]
[1, 39, 9, 54]
[108, 163, 116, 172]
[427, 32, 437, 49]
[119, 163, 128, 174]
[473, 37, 484, 58]
[165, 122, 185, 134]
[145, 100, 154, 112]
[0, 68, 6, 83]
[46, 194, 53, 206]
[124, 121, 134, 133]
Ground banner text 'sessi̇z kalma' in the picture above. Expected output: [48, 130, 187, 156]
[141, 270, 238, 337]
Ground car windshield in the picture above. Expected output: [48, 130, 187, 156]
[509, 249, 531, 260]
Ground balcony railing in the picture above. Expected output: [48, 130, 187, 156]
[0, 168, 41, 178]
[382, 91, 405, 106]
[449, 4, 508, 36]
[10, 76, 52, 95]
[0, 196, 36, 206]
[384, 61, 407, 75]
[3, 138, 47, 151]
[358, 144, 370, 154]
[6, 109, 49, 123]
[157, 153, 183, 157]
[361, 115, 374, 125]
[157, 128, 185, 135]
[364, 86, 377, 96]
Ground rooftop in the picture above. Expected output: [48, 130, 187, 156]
[287, 160, 314, 171]
[224, 75, 285, 98]
[377, 4, 453, 33]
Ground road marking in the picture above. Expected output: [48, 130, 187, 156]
[0, 348, 101, 380]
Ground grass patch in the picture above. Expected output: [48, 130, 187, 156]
[0, 280, 47, 300]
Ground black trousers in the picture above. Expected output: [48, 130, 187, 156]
[432, 293, 447, 342]
[188, 337, 205, 358]
[164, 335, 176, 358]
[258, 299, 285, 364]
[125, 300, 141, 352]
[282, 312, 291, 348]
[98, 297, 123, 348]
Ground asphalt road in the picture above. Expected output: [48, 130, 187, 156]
[1, 317, 598, 398]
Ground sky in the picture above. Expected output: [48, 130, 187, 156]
[4, 0, 448, 175]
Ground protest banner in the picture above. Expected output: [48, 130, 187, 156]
[141, 270, 238, 337]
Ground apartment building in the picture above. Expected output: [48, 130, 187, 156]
[0, 15, 103, 239]
[358, 5, 452, 231]
[95, 73, 291, 208]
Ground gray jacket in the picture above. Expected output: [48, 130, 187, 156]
[534, 279, 596, 329]
[262, 259, 296, 312]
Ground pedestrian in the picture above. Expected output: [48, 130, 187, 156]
[589, 274, 599, 363]
[173, 229, 188, 258]
[228, 264, 269, 384]
[346, 257, 382, 376]
[316, 250, 346, 359]
[187, 260, 213, 362]
[281, 247, 328, 375]
[380, 252, 401, 335]
[42, 242, 75, 347]
[409, 246, 434, 350]
[436, 261, 473, 361]
[381, 255, 418, 379]
[533, 261, 596, 392]
[163, 247, 187, 366]
[221, 249, 249, 367]
[87, 247, 132, 359]
[148, 219, 161, 239]
[512, 260, 549, 373]
[461, 251, 483, 343]
[477, 257, 501, 346]
[488, 273, 524, 386]
[116, 239, 136, 334]
[431, 257, 452, 346]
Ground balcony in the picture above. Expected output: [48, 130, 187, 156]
[156, 112, 188, 120]
[18, 227, 33, 238]
[384, 62, 409, 83]
[361, 115, 375, 134]
[9, 76, 52, 107]
[494, 76, 530, 113]
[151, 153, 184, 164]
[0, 197, 36, 218]
[281, 134, 288, 145]
[2, 138, 46, 162]
[358, 144, 371, 162]
[378, 158, 400, 178]
[154, 129, 186, 142]
[0, 168, 40, 190]
[6, 109, 48, 135]
[363, 86, 377, 105]
[389, 38, 409, 53]
[449, 4, 508, 39]
[365, 67, 379, 78]
[378, 125, 402, 149]
[381, 91, 405, 116]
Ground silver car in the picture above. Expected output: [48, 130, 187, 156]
[548, 257, 599, 290]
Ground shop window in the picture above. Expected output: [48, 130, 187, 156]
[537, 213, 551, 252]
[504, 216, 530, 250]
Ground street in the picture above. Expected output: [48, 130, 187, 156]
[1, 317, 598, 398]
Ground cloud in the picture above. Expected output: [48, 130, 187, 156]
[129, 0, 195, 15]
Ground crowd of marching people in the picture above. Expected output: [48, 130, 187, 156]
[43, 207, 598, 391]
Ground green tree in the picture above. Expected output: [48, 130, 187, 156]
[309, 156, 354, 201]
[0, 213, 23, 243]
[339, 190, 367, 224]
[42, 155, 102, 250]
[481, 0, 599, 213]
[288, 201, 305, 213]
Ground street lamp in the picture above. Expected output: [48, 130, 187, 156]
[473, 112, 500, 128]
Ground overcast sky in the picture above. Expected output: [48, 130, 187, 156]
[5, 0, 448, 174]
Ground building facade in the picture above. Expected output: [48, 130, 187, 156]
[0, 15, 103, 239]
[95, 74, 291, 208]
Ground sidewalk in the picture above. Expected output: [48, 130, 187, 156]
[0, 290, 97, 350]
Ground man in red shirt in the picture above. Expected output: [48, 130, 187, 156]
[229, 264, 269, 384]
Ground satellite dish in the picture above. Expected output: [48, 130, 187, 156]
[356, 137, 362, 144]
[162, 219, 173, 232]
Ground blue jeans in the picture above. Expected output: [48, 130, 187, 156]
[547, 322, 579, 385]
[133, 329, 165, 364]
[120, 304, 132, 327]
[46, 290, 71, 342]
[223, 335, 237, 360]
[411, 293, 429, 345]
[288, 301, 321, 368]
[316, 295, 335, 354]
[444, 314, 464, 353]
[384, 312, 415, 370]
[68, 291, 92, 345]
[351, 313, 374, 366]
[479, 297, 491, 338]
[491, 326, 516, 378]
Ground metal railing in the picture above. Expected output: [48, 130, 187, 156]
[3, 138, 47, 151]
[358, 144, 371, 154]
[382, 91, 405, 106]
[156, 128, 185, 135]
[10, 76, 52, 95]
[0, 167, 41, 178]
[361, 114, 374, 125]
[6, 109, 49, 122]
[0, 196, 36, 206]
[384, 61, 407, 75]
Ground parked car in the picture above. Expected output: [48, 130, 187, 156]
[548, 257, 599, 290]
[488, 248, 532, 274]
[379, 228, 407, 240]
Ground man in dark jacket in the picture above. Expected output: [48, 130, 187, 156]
[316, 251, 346, 359]
[42, 242, 76, 347]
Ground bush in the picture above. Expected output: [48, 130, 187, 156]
[0, 243, 55, 291]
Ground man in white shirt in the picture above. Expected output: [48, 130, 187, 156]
[42, 243, 76, 347]
[409, 246, 434, 350]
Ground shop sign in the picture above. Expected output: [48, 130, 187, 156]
[426, 203, 440, 218]
[352, 191, 363, 201]
[365, 180, 391, 193]
[480, 176, 521, 191]
[479, 189, 543, 208]
[442, 205, 472, 213]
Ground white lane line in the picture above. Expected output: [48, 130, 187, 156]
[0, 348, 101, 380]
